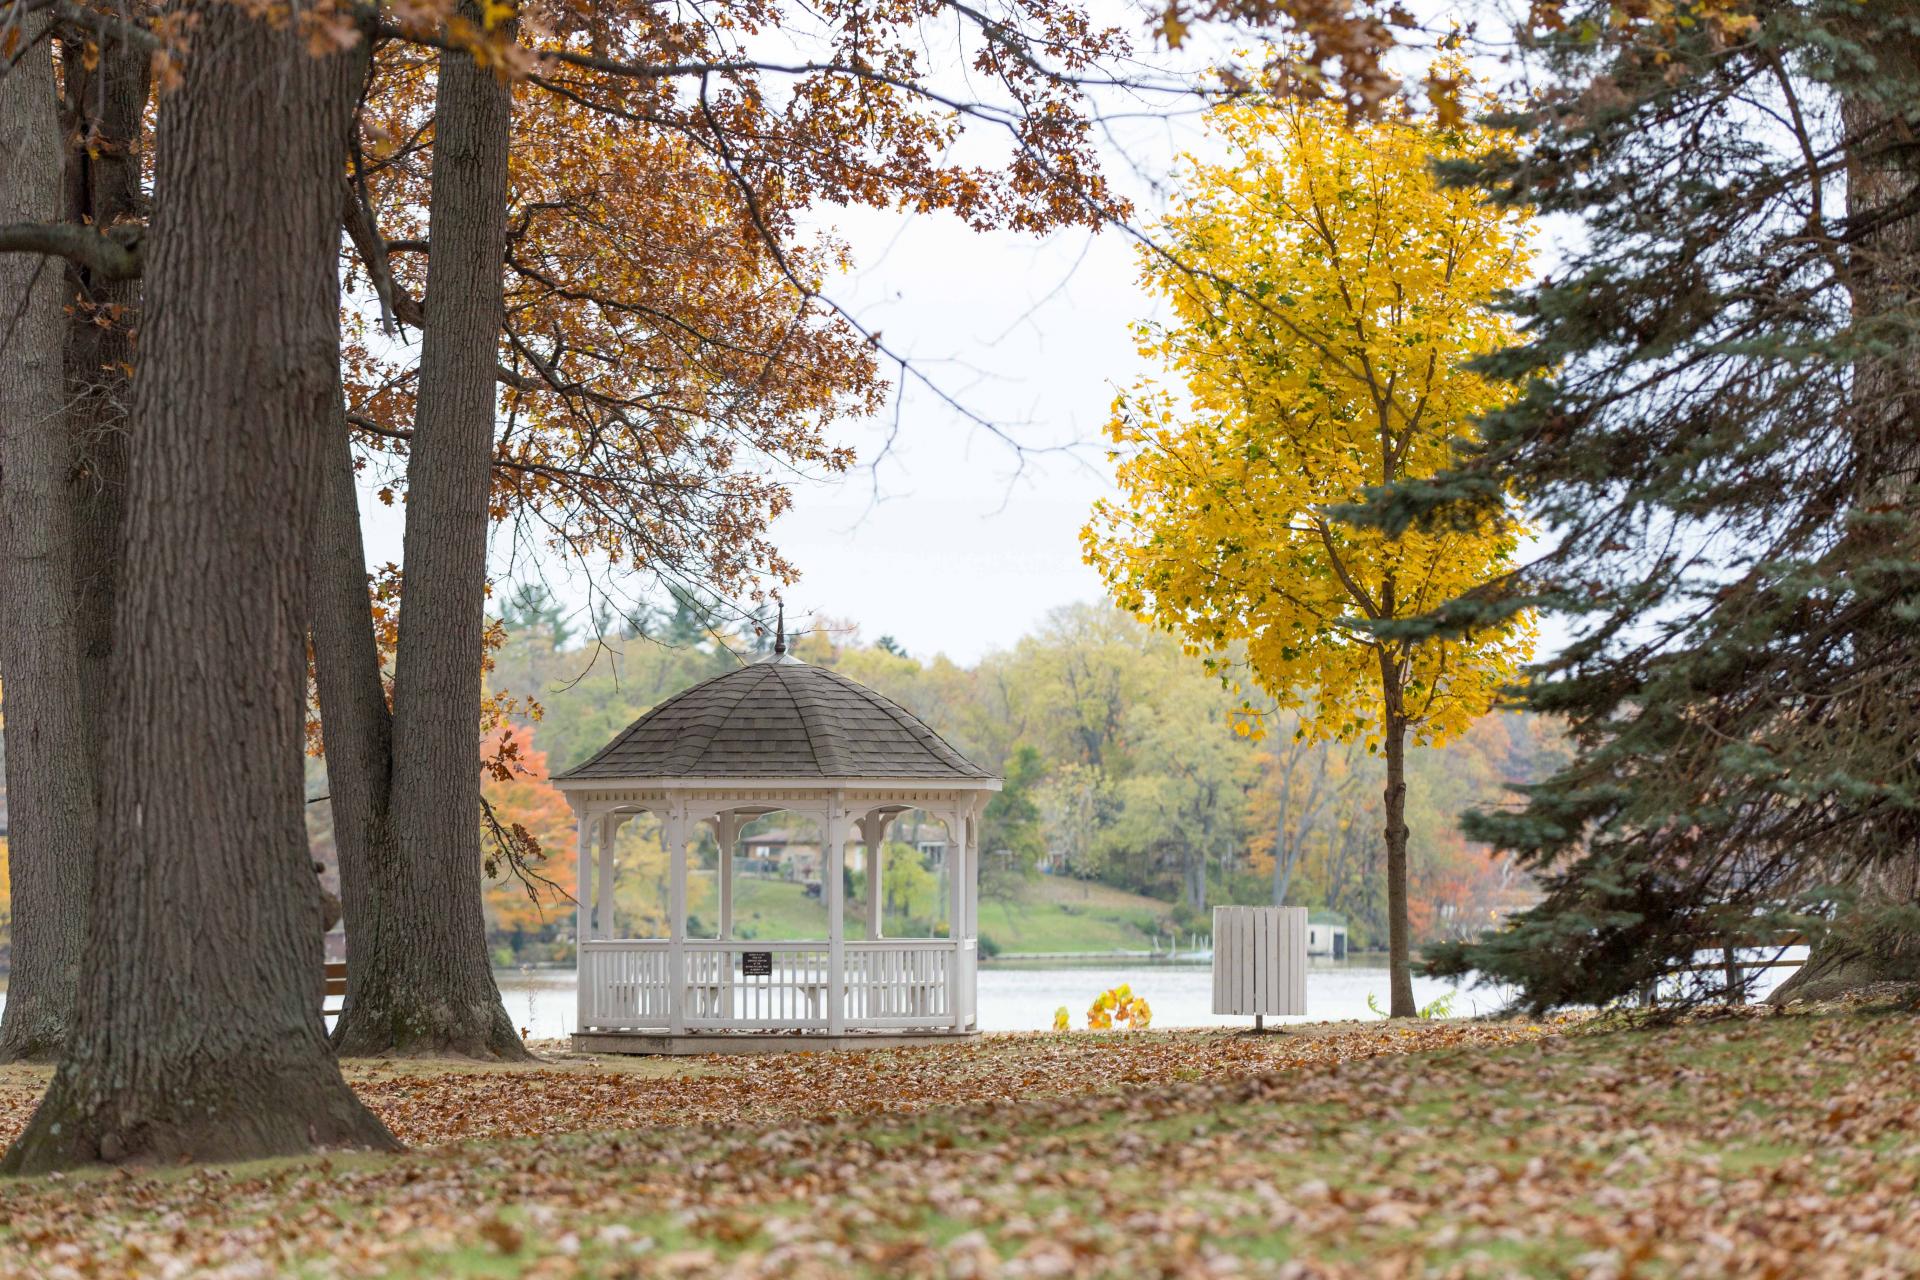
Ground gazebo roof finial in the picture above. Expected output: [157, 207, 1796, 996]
[774, 602, 786, 656]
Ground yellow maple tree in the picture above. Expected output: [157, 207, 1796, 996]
[1084, 82, 1534, 1016]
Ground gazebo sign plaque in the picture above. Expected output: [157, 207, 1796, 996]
[741, 951, 773, 977]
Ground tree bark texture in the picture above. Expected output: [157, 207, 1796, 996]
[329, 27, 525, 1058]
[1379, 655, 1416, 1018]
[1, 6, 397, 1171]
[60, 35, 149, 791]
[0, 36, 96, 1063]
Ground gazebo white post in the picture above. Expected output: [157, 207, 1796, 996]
[857, 810, 894, 940]
[575, 805, 594, 1030]
[712, 811, 745, 940]
[664, 802, 690, 1034]
[948, 805, 968, 1031]
[825, 797, 849, 1034]
[967, 798, 983, 939]
[966, 797, 984, 1028]
[596, 811, 618, 939]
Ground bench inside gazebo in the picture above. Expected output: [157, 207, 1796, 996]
[553, 630, 1000, 1054]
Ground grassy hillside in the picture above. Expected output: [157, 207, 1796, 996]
[976, 874, 1175, 954]
[681, 873, 1176, 955]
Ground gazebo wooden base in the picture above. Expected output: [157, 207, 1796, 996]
[571, 1028, 981, 1056]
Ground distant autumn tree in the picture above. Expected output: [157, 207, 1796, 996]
[480, 723, 577, 939]
[1086, 88, 1534, 1016]
[1245, 721, 1364, 908]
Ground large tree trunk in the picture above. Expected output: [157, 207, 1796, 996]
[1, 5, 397, 1171]
[1380, 657, 1416, 1018]
[330, 25, 525, 1058]
[0, 35, 95, 1064]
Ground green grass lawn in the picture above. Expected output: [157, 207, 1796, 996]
[0, 1004, 1914, 1277]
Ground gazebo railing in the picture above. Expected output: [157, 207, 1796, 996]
[580, 939, 672, 1027]
[844, 940, 954, 1028]
[686, 941, 832, 1029]
[579, 937, 966, 1032]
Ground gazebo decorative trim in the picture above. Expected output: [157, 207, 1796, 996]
[553, 632, 999, 1053]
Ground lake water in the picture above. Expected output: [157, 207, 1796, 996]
[489, 961, 1512, 1038]
[2, 957, 1801, 1040]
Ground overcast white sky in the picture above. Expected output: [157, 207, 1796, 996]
[357, 200, 1166, 667]
[741, 209, 1156, 664]
[703, 20, 1569, 667]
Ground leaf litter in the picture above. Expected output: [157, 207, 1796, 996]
[0, 1009, 1913, 1278]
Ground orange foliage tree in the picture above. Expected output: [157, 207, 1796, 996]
[479, 724, 577, 942]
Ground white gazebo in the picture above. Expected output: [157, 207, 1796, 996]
[554, 632, 1000, 1053]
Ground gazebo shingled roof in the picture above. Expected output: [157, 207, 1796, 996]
[554, 657, 994, 782]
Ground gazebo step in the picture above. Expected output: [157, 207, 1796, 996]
[571, 1028, 981, 1056]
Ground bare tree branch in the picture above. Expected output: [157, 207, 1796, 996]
[0, 220, 140, 277]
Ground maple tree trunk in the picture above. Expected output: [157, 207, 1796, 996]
[1380, 660, 1416, 1018]
[0, 38, 95, 1064]
[304, 50, 405, 1050]
[330, 26, 524, 1058]
[1, 8, 396, 1171]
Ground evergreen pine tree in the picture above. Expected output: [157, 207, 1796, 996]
[1371, 0, 1920, 1008]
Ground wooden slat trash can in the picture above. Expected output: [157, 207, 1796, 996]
[1212, 906, 1307, 1029]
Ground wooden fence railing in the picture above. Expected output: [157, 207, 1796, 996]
[1643, 931, 1808, 1005]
